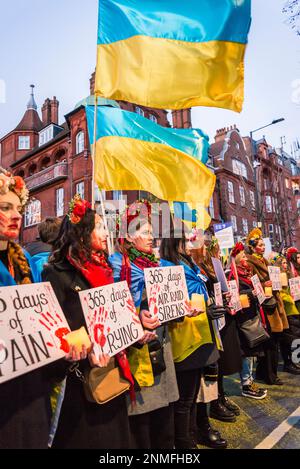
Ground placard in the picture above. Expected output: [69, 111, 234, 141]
[251, 274, 267, 305]
[211, 257, 229, 292]
[144, 266, 191, 324]
[289, 278, 300, 302]
[214, 282, 223, 307]
[213, 222, 235, 249]
[228, 280, 242, 313]
[0, 282, 70, 384]
[79, 281, 144, 357]
[268, 266, 282, 291]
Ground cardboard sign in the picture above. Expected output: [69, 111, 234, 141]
[289, 278, 300, 302]
[228, 280, 242, 313]
[251, 274, 267, 305]
[144, 266, 191, 324]
[0, 282, 70, 384]
[211, 257, 229, 292]
[213, 222, 235, 249]
[214, 282, 223, 307]
[79, 281, 144, 357]
[268, 266, 282, 291]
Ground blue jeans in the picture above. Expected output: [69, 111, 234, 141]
[240, 357, 254, 386]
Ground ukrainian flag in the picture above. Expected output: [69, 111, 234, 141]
[86, 105, 215, 206]
[95, 0, 251, 112]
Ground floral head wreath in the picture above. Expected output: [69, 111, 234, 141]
[68, 194, 91, 225]
[246, 228, 263, 248]
[286, 247, 299, 262]
[268, 252, 283, 265]
[117, 199, 152, 239]
[231, 242, 245, 258]
[0, 167, 29, 207]
[207, 236, 219, 254]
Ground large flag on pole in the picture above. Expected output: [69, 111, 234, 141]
[95, 0, 251, 112]
[86, 105, 215, 208]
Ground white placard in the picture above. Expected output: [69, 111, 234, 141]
[0, 282, 70, 384]
[251, 274, 267, 305]
[214, 282, 223, 307]
[211, 257, 229, 292]
[228, 280, 242, 313]
[79, 281, 144, 357]
[268, 266, 282, 291]
[289, 278, 300, 302]
[144, 266, 191, 324]
[213, 222, 235, 249]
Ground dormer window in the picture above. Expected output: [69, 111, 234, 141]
[18, 136, 30, 150]
[39, 125, 54, 146]
[76, 131, 85, 154]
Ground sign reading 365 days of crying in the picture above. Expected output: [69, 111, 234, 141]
[0, 282, 71, 384]
[79, 281, 144, 357]
[144, 266, 191, 324]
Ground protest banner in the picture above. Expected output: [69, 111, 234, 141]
[289, 278, 300, 302]
[214, 282, 223, 307]
[211, 257, 229, 292]
[144, 266, 191, 324]
[268, 266, 282, 291]
[79, 281, 144, 357]
[0, 282, 70, 384]
[251, 274, 267, 305]
[228, 280, 242, 313]
[213, 222, 235, 249]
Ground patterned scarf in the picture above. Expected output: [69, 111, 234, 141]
[120, 246, 159, 288]
[67, 251, 136, 403]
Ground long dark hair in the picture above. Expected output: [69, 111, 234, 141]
[49, 208, 96, 265]
[160, 220, 191, 266]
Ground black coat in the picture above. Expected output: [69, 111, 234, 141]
[42, 260, 130, 449]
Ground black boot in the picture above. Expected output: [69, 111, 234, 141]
[197, 422, 228, 449]
[210, 398, 236, 422]
[219, 394, 240, 416]
[174, 411, 197, 449]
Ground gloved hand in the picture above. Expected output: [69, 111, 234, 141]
[206, 304, 227, 320]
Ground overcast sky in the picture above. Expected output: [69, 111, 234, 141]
[0, 0, 299, 153]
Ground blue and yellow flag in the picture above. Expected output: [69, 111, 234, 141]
[86, 105, 215, 206]
[95, 0, 251, 112]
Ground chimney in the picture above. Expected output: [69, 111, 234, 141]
[42, 98, 51, 126]
[90, 71, 96, 95]
[171, 109, 192, 128]
[50, 96, 59, 124]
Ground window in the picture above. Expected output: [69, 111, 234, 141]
[75, 181, 85, 199]
[39, 126, 54, 147]
[242, 218, 248, 235]
[24, 199, 41, 227]
[239, 186, 245, 206]
[232, 159, 247, 179]
[228, 181, 235, 203]
[285, 178, 290, 189]
[269, 224, 274, 242]
[253, 221, 257, 227]
[76, 131, 85, 154]
[113, 191, 123, 200]
[297, 200, 300, 213]
[250, 191, 255, 210]
[288, 199, 292, 212]
[209, 197, 215, 219]
[18, 136, 30, 150]
[56, 188, 64, 217]
[278, 225, 282, 242]
[265, 195, 272, 213]
[231, 215, 237, 233]
[264, 179, 268, 191]
[135, 106, 144, 117]
[149, 114, 157, 124]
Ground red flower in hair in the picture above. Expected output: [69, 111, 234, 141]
[286, 247, 298, 262]
[231, 242, 245, 258]
[13, 176, 25, 192]
[68, 194, 91, 224]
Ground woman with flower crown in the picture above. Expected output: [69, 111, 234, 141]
[42, 195, 132, 449]
[246, 229, 288, 385]
[0, 168, 52, 449]
[110, 200, 179, 449]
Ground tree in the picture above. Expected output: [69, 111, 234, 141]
[283, 0, 300, 35]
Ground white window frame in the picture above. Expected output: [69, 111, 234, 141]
[76, 131, 85, 154]
[135, 106, 144, 117]
[231, 215, 237, 233]
[265, 195, 272, 213]
[228, 181, 235, 204]
[24, 199, 41, 227]
[149, 114, 157, 124]
[239, 186, 245, 206]
[75, 181, 85, 199]
[56, 188, 64, 217]
[250, 191, 255, 210]
[209, 197, 215, 219]
[18, 136, 30, 150]
[232, 159, 247, 179]
[242, 218, 248, 235]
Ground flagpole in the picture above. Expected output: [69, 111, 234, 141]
[92, 93, 113, 255]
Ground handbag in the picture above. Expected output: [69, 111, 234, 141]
[84, 358, 130, 405]
[263, 295, 277, 313]
[238, 315, 270, 348]
[148, 329, 166, 377]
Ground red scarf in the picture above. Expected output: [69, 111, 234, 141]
[67, 252, 136, 403]
[120, 248, 159, 287]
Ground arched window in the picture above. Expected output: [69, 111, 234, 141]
[24, 199, 41, 227]
[76, 131, 85, 154]
[28, 163, 37, 176]
[40, 156, 51, 170]
[149, 114, 157, 124]
[54, 149, 66, 163]
[16, 169, 25, 178]
[135, 106, 144, 117]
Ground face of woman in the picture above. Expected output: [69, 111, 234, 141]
[129, 222, 153, 254]
[281, 259, 288, 271]
[297, 254, 300, 265]
[90, 214, 108, 252]
[0, 192, 22, 241]
[254, 239, 265, 255]
[238, 251, 248, 269]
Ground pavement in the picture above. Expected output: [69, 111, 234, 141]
[198, 365, 300, 449]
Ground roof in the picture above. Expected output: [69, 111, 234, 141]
[14, 108, 43, 132]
